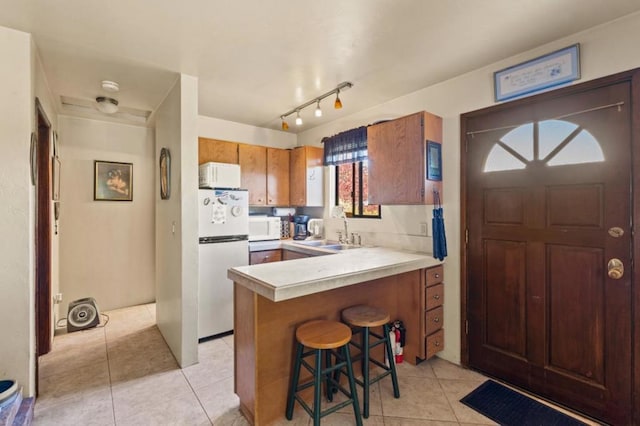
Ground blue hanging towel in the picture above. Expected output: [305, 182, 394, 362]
[432, 191, 447, 261]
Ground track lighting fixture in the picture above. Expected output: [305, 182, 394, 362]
[279, 81, 352, 131]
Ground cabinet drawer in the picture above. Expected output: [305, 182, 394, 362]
[249, 249, 282, 265]
[426, 265, 443, 286]
[426, 283, 444, 310]
[425, 306, 444, 336]
[426, 328, 445, 359]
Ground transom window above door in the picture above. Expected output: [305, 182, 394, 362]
[483, 119, 604, 172]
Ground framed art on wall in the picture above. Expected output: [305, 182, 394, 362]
[426, 140, 442, 181]
[94, 160, 133, 201]
[159, 147, 171, 200]
[494, 44, 580, 102]
[52, 156, 61, 200]
[30, 132, 37, 186]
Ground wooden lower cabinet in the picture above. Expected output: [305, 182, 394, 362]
[234, 270, 424, 425]
[422, 265, 444, 359]
[249, 249, 282, 265]
[426, 329, 445, 359]
[281, 249, 310, 261]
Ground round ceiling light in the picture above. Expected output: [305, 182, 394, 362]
[96, 96, 119, 114]
[101, 80, 120, 92]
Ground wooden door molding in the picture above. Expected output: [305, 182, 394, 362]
[631, 70, 640, 426]
[460, 68, 640, 425]
[35, 97, 52, 361]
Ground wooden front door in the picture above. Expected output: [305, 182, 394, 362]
[464, 80, 632, 424]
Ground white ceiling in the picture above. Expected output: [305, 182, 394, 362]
[2, 1, 640, 131]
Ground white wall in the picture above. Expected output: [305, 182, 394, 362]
[0, 26, 36, 395]
[58, 116, 155, 312]
[198, 115, 296, 149]
[298, 12, 640, 364]
[155, 74, 199, 367]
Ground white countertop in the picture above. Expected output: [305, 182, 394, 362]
[229, 245, 442, 302]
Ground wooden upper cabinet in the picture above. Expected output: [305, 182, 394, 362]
[290, 146, 323, 207]
[267, 148, 290, 206]
[199, 137, 295, 206]
[239, 144, 267, 205]
[289, 148, 305, 206]
[198, 138, 239, 164]
[367, 111, 442, 205]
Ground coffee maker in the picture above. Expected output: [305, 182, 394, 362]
[293, 215, 310, 240]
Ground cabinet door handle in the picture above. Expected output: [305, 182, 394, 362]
[435, 273, 440, 278]
[433, 294, 440, 300]
[433, 317, 440, 323]
[435, 340, 440, 347]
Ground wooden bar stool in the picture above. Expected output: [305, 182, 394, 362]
[341, 305, 400, 418]
[286, 320, 362, 426]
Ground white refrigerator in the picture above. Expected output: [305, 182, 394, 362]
[198, 188, 249, 340]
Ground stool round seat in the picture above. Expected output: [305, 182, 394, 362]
[296, 320, 352, 349]
[342, 305, 390, 328]
[287, 319, 362, 425]
[340, 304, 400, 419]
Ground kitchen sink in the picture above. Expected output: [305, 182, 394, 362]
[293, 240, 360, 251]
[294, 240, 325, 246]
[321, 244, 357, 251]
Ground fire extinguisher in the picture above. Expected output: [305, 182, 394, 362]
[387, 327, 396, 367]
[391, 320, 405, 364]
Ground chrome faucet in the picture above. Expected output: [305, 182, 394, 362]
[331, 205, 349, 244]
[342, 213, 349, 244]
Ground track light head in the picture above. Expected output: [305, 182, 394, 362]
[281, 116, 289, 131]
[315, 100, 322, 117]
[295, 110, 303, 126]
[334, 90, 342, 109]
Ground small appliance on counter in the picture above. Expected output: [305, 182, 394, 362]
[272, 208, 296, 239]
[199, 162, 241, 189]
[293, 215, 310, 240]
[279, 219, 290, 239]
[307, 218, 324, 239]
[248, 216, 281, 241]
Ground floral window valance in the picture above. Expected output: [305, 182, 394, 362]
[322, 126, 368, 166]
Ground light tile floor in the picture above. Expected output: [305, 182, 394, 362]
[34, 304, 598, 425]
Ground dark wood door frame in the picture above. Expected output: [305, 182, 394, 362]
[35, 97, 52, 362]
[460, 68, 640, 424]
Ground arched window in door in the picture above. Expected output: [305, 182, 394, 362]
[483, 119, 604, 172]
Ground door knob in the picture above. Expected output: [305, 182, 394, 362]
[607, 258, 624, 279]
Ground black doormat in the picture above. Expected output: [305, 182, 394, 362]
[460, 380, 588, 426]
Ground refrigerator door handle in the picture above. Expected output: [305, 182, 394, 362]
[199, 235, 249, 244]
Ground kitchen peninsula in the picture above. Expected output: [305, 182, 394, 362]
[228, 245, 444, 425]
